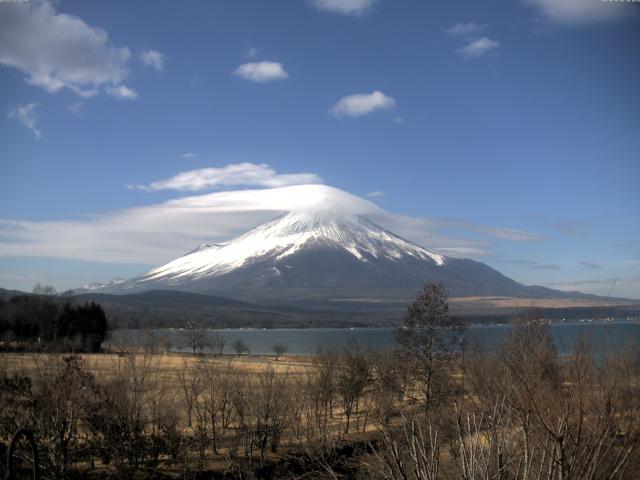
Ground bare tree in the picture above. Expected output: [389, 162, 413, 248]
[337, 340, 371, 433]
[232, 338, 250, 356]
[363, 413, 441, 480]
[461, 309, 640, 480]
[212, 332, 226, 356]
[395, 282, 463, 411]
[31, 355, 98, 478]
[180, 321, 209, 355]
[32, 283, 57, 296]
[371, 348, 405, 425]
[272, 343, 288, 361]
[159, 335, 173, 354]
[177, 360, 200, 428]
[195, 355, 230, 454]
[295, 346, 338, 447]
[232, 367, 290, 467]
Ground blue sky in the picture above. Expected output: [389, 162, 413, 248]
[1, 0, 639, 298]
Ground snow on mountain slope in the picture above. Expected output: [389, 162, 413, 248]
[82, 277, 128, 291]
[80, 185, 592, 303]
[140, 211, 445, 285]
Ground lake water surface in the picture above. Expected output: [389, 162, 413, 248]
[108, 320, 640, 356]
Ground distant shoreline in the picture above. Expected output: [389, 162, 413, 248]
[106, 320, 640, 356]
[111, 317, 639, 332]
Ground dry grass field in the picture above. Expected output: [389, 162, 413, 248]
[1, 309, 639, 479]
[0, 351, 318, 378]
[1, 348, 381, 478]
[450, 295, 636, 310]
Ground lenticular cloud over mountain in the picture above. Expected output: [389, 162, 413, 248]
[79, 184, 589, 304]
[171, 184, 382, 216]
[0, 183, 539, 269]
[0, 184, 382, 265]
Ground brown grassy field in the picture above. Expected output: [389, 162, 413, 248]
[1, 315, 639, 479]
[0, 351, 317, 378]
[451, 295, 636, 309]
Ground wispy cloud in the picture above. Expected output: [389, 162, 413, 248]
[522, 0, 633, 25]
[130, 163, 323, 192]
[140, 49, 166, 71]
[0, 179, 547, 266]
[66, 101, 84, 116]
[504, 260, 539, 266]
[233, 61, 289, 82]
[309, 0, 376, 16]
[0, 185, 386, 264]
[440, 220, 546, 241]
[0, 1, 132, 98]
[107, 85, 138, 100]
[504, 259, 561, 269]
[8, 103, 41, 139]
[330, 91, 396, 117]
[366, 191, 385, 198]
[436, 246, 492, 257]
[550, 219, 588, 238]
[458, 37, 500, 59]
[181, 153, 199, 160]
[447, 22, 489, 36]
[580, 261, 602, 270]
[546, 277, 624, 287]
[246, 47, 259, 58]
[530, 263, 561, 270]
[546, 277, 639, 299]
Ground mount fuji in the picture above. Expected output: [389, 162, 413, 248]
[80, 185, 595, 307]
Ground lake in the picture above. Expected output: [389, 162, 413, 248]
[108, 320, 640, 356]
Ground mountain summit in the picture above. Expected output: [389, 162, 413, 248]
[143, 211, 446, 283]
[82, 196, 588, 305]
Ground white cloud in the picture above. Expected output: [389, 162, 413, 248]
[181, 152, 199, 160]
[233, 61, 289, 82]
[0, 181, 546, 266]
[447, 22, 489, 36]
[523, 0, 633, 24]
[330, 91, 396, 117]
[0, 1, 132, 97]
[458, 37, 501, 59]
[309, 0, 376, 16]
[140, 49, 166, 71]
[132, 163, 323, 192]
[107, 85, 138, 100]
[8, 103, 41, 139]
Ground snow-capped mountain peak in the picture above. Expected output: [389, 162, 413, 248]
[139, 211, 445, 285]
[75, 185, 599, 304]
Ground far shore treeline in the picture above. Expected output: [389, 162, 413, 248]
[0, 284, 108, 352]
